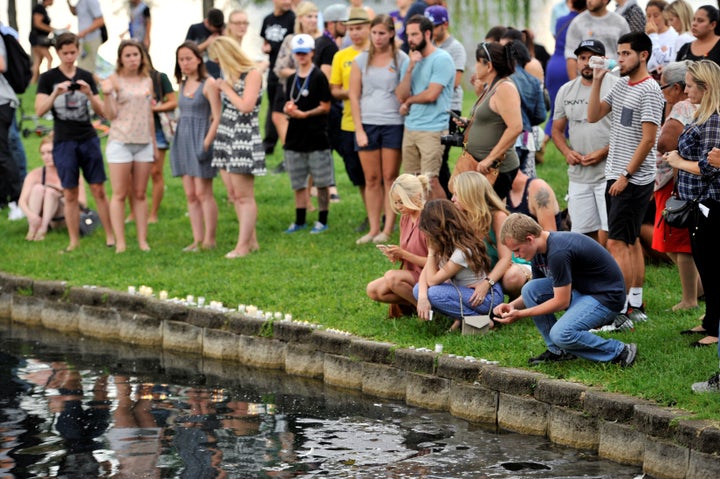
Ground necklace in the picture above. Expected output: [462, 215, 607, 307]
[289, 65, 314, 104]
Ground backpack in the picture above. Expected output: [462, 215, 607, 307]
[0, 31, 32, 94]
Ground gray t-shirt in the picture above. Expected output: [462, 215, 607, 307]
[564, 11, 630, 60]
[553, 74, 617, 183]
[353, 50, 408, 126]
[77, 0, 103, 42]
[603, 76, 664, 185]
[438, 35, 466, 111]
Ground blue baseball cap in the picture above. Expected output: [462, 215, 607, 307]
[425, 6, 449, 26]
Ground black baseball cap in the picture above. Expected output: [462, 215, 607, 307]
[574, 39, 606, 56]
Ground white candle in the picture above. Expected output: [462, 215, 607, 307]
[274, 312, 282, 319]
[128, 286, 136, 294]
[284, 313, 292, 321]
[159, 290, 168, 300]
[238, 304, 246, 313]
[197, 296, 205, 306]
[186, 295, 194, 304]
[435, 344, 443, 354]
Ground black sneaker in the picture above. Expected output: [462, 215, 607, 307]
[528, 349, 576, 365]
[691, 372, 720, 393]
[612, 343, 637, 368]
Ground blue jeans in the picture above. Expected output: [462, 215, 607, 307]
[10, 114, 27, 180]
[522, 278, 625, 362]
[413, 282, 504, 319]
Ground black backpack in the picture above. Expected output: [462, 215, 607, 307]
[1, 31, 32, 94]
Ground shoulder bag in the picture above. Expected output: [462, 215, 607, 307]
[452, 280, 493, 336]
[662, 173, 718, 229]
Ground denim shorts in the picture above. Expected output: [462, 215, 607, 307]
[53, 136, 106, 188]
[356, 124, 404, 151]
[155, 128, 169, 150]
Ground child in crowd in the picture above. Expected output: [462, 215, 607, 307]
[282, 34, 333, 234]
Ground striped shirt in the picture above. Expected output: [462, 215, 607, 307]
[676, 113, 720, 201]
[603, 76, 664, 185]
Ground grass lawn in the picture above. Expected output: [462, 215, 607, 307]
[2, 85, 719, 421]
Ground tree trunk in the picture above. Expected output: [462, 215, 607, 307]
[7, 0, 18, 31]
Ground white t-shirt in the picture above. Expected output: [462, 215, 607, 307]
[648, 28, 679, 73]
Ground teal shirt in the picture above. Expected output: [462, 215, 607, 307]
[400, 48, 454, 131]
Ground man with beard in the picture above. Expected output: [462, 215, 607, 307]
[588, 31, 663, 325]
[552, 39, 617, 245]
[564, 0, 629, 80]
[396, 15, 454, 200]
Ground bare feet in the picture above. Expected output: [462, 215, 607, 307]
[33, 232, 46, 241]
[139, 242, 151, 251]
[148, 216, 158, 224]
[672, 302, 699, 312]
[115, 244, 126, 254]
[25, 231, 36, 241]
[183, 242, 200, 252]
[201, 242, 216, 250]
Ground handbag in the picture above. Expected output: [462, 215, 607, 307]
[452, 280, 494, 336]
[158, 110, 177, 143]
[661, 173, 718, 229]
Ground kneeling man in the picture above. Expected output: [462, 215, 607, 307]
[493, 213, 637, 367]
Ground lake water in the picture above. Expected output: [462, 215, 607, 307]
[0, 320, 645, 478]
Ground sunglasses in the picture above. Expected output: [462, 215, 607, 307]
[661, 82, 684, 90]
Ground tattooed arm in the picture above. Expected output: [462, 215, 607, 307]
[528, 179, 560, 231]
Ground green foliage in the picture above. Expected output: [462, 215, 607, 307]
[3, 84, 719, 421]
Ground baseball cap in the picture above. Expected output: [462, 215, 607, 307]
[574, 39, 606, 57]
[425, 6, 449, 26]
[344, 7, 371, 25]
[291, 34, 315, 53]
[324, 4, 349, 23]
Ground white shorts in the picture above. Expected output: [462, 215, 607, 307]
[567, 180, 608, 233]
[106, 141, 154, 164]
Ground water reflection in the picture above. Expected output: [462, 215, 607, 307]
[0, 322, 642, 478]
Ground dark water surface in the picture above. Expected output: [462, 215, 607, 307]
[0, 321, 644, 478]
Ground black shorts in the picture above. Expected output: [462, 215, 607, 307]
[605, 180, 654, 244]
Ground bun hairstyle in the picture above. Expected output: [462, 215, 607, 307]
[390, 174, 431, 214]
[476, 41, 515, 78]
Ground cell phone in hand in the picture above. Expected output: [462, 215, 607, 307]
[447, 110, 467, 126]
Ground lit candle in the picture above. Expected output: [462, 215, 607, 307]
[274, 312, 282, 319]
[159, 290, 168, 300]
[186, 294, 194, 304]
[284, 313, 292, 321]
[128, 286, 136, 295]
[197, 296, 205, 306]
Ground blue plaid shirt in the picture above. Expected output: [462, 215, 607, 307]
[676, 113, 720, 201]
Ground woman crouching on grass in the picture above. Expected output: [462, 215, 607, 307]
[414, 199, 503, 331]
[366, 174, 429, 317]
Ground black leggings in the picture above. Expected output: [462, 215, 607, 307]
[691, 198, 720, 338]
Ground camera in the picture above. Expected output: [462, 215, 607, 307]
[68, 81, 81, 91]
[440, 128, 465, 147]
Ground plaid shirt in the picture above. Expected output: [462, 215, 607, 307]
[676, 113, 720, 201]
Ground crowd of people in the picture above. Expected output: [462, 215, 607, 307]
[1, 0, 720, 392]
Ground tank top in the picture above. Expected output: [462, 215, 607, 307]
[465, 79, 520, 173]
[507, 178, 563, 230]
[108, 75, 153, 144]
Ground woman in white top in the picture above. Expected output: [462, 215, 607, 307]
[646, 0, 679, 77]
[101, 40, 156, 253]
[349, 14, 408, 244]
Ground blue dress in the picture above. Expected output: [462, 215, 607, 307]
[544, 11, 578, 138]
[170, 81, 216, 179]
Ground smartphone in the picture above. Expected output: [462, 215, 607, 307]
[447, 110, 467, 127]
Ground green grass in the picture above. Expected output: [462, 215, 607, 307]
[3, 86, 719, 421]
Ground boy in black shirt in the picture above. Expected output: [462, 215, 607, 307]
[282, 34, 333, 235]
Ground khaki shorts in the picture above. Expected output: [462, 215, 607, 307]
[78, 36, 102, 73]
[401, 129, 447, 176]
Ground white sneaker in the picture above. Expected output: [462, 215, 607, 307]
[7, 201, 24, 221]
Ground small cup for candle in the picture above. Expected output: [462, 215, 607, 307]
[285, 313, 292, 321]
[256, 309, 264, 318]
[197, 296, 205, 306]
[159, 290, 168, 300]
[435, 343, 443, 353]
[186, 295, 194, 304]
[274, 312, 282, 319]
[238, 304, 246, 313]
[128, 286, 136, 295]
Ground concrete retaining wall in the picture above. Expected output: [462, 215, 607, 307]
[0, 273, 718, 478]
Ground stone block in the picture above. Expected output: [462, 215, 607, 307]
[597, 421, 645, 466]
[349, 339, 394, 364]
[0, 293, 11, 319]
[548, 407, 599, 450]
[394, 348, 435, 375]
[437, 356, 482, 382]
[237, 336, 286, 369]
[480, 366, 546, 396]
[361, 362, 406, 400]
[534, 379, 588, 409]
[449, 382, 498, 425]
[633, 404, 685, 439]
[144, 300, 188, 323]
[10, 295, 44, 326]
[498, 393, 547, 436]
[187, 308, 226, 329]
[40, 300, 80, 332]
[273, 320, 315, 343]
[285, 343, 324, 379]
[118, 311, 162, 346]
[78, 305, 120, 339]
[687, 450, 720, 479]
[203, 328, 240, 360]
[405, 372, 450, 410]
[0, 273, 33, 294]
[104, 290, 151, 314]
[310, 330, 353, 355]
[225, 313, 264, 336]
[642, 437, 689, 479]
[162, 320, 203, 354]
[584, 390, 651, 423]
[66, 286, 113, 307]
[323, 354, 363, 390]
[32, 280, 68, 301]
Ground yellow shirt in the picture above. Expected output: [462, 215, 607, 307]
[330, 45, 364, 132]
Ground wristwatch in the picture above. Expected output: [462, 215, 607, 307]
[486, 277, 495, 286]
[622, 169, 632, 179]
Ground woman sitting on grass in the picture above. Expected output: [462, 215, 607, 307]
[19, 135, 87, 241]
[414, 199, 503, 331]
[366, 174, 429, 317]
[451, 171, 529, 300]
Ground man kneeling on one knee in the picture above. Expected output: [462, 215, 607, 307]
[492, 213, 637, 367]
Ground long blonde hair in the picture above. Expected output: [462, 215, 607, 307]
[451, 171, 508, 238]
[208, 36, 255, 81]
[688, 60, 720, 125]
[389, 174, 430, 214]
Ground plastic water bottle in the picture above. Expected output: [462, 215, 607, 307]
[589, 56, 618, 71]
